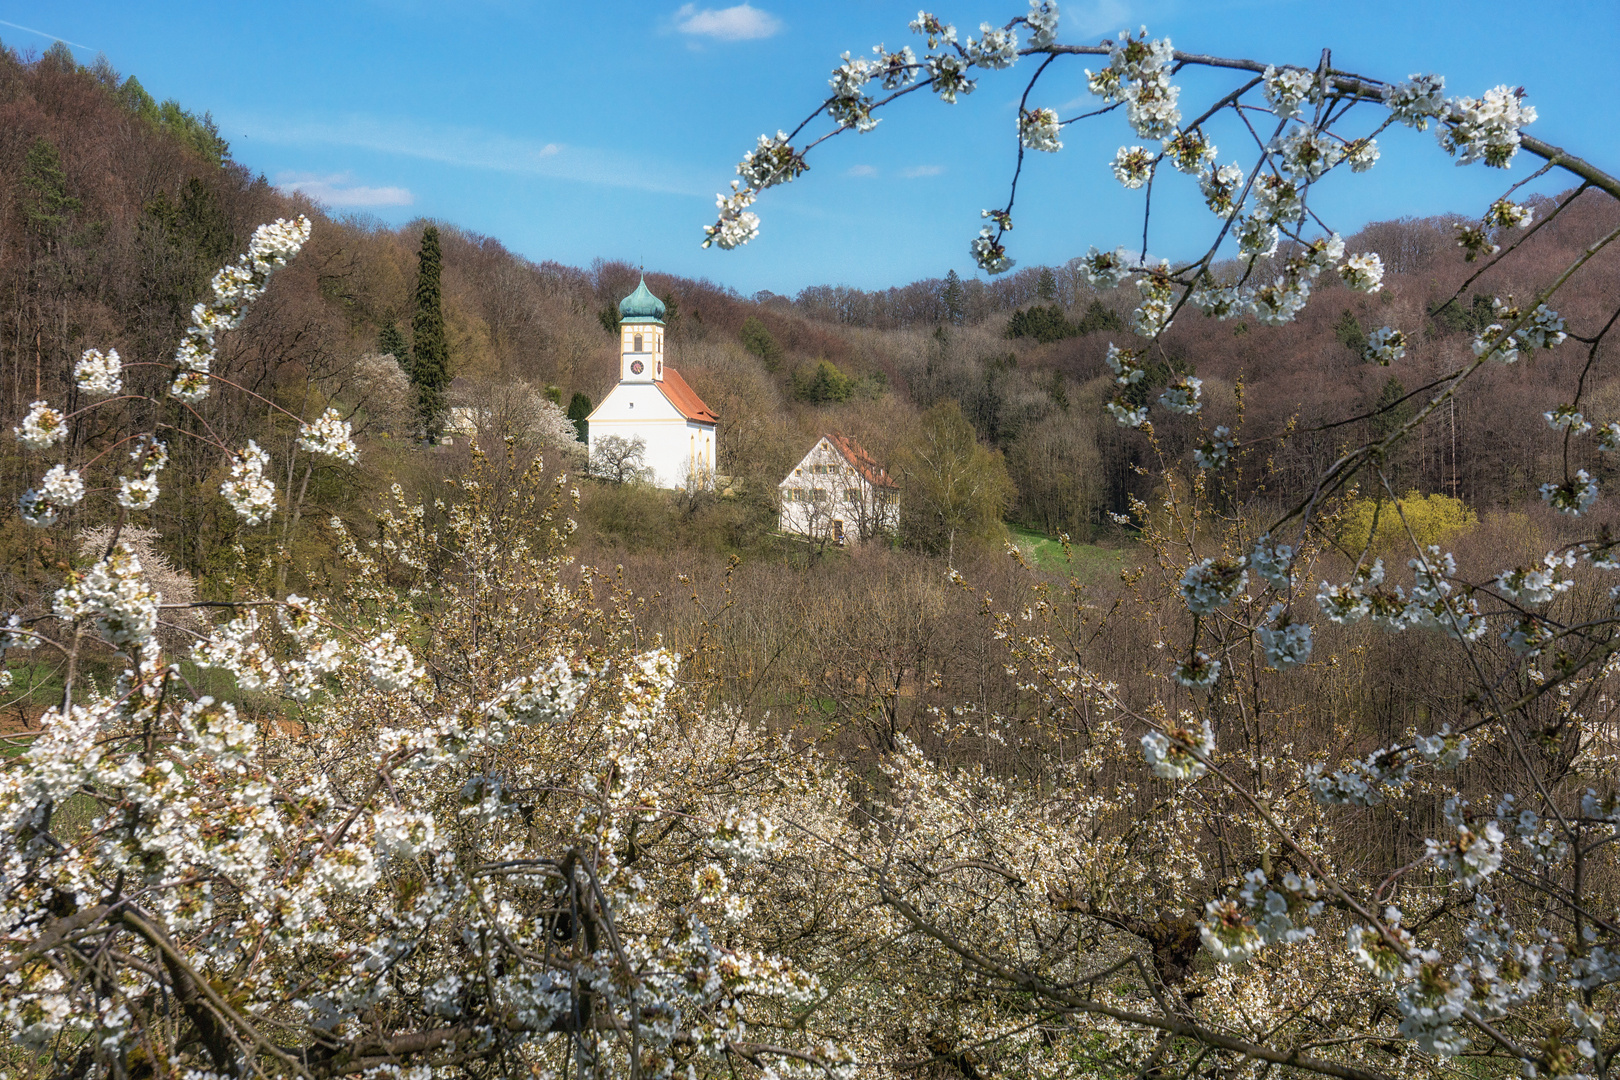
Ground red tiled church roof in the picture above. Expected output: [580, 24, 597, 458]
[658, 367, 718, 424]
[825, 433, 897, 489]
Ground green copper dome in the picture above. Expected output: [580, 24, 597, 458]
[618, 276, 666, 324]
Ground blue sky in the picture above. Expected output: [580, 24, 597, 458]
[8, 1, 1616, 294]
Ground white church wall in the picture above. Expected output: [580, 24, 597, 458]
[589, 384, 715, 490]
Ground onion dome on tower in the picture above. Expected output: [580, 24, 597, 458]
[619, 276, 667, 324]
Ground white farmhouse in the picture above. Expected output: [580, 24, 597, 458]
[586, 278, 718, 489]
[779, 434, 899, 545]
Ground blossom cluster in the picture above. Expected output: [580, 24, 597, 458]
[52, 542, 160, 649]
[1472, 295, 1568, 362]
[485, 654, 593, 730]
[1262, 65, 1317, 121]
[1257, 611, 1313, 670]
[220, 439, 277, 524]
[1438, 85, 1537, 168]
[74, 347, 123, 397]
[171, 216, 312, 402]
[19, 463, 85, 526]
[737, 130, 811, 191]
[701, 181, 761, 251]
[1141, 711, 1213, 780]
[118, 434, 169, 511]
[1180, 556, 1247, 615]
[1363, 325, 1407, 365]
[1193, 425, 1235, 470]
[1307, 746, 1416, 806]
[1087, 30, 1180, 139]
[1200, 869, 1324, 963]
[1081, 245, 1134, 288]
[1314, 547, 1486, 640]
[13, 399, 67, 451]
[970, 218, 1015, 274]
[1018, 106, 1062, 152]
[298, 407, 359, 463]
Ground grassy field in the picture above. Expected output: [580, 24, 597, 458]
[1007, 525, 1133, 580]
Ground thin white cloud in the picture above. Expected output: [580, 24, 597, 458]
[673, 3, 782, 41]
[275, 172, 414, 208]
[846, 164, 879, 178]
[902, 165, 945, 178]
[1064, 0, 1131, 39]
[0, 19, 93, 51]
[231, 112, 704, 197]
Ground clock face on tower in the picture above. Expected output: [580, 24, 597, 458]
[630, 360, 644, 375]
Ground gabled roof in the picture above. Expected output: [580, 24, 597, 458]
[658, 367, 717, 424]
[824, 433, 898, 489]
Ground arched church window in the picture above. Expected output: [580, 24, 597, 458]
[634, 333, 644, 351]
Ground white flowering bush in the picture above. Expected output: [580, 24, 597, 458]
[2, 225, 875, 1078]
[0, 438, 867, 1077]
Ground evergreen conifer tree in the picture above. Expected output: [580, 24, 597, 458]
[1333, 309, 1367, 355]
[410, 226, 450, 439]
[377, 323, 411, 381]
[21, 138, 80, 238]
[567, 392, 593, 443]
[941, 270, 965, 325]
[793, 360, 855, 404]
[1036, 267, 1057, 303]
[1075, 299, 1124, 335]
[739, 316, 783, 372]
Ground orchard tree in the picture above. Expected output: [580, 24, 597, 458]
[10, 6, 1620, 1079]
[589, 432, 653, 484]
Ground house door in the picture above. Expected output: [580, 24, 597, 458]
[832, 519, 845, 544]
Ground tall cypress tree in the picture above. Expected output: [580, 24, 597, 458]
[410, 226, 450, 439]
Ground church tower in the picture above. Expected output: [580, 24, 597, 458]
[617, 277, 666, 383]
[585, 276, 719, 490]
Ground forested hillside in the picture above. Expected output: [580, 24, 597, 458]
[4, 40, 1617, 582]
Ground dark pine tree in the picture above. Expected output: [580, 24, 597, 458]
[376, 323, 411, 381]
[1036, 267, 1058, 303]
[739, 316, 783, 372]
[410, 226, 450, 439]
[21, 138, 81, 239]
[567, 392, 593, 443]
[1005, 305, 1075, 344]
[941, 269, 965, 326]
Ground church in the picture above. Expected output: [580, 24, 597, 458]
[586, 278, 718, 490]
